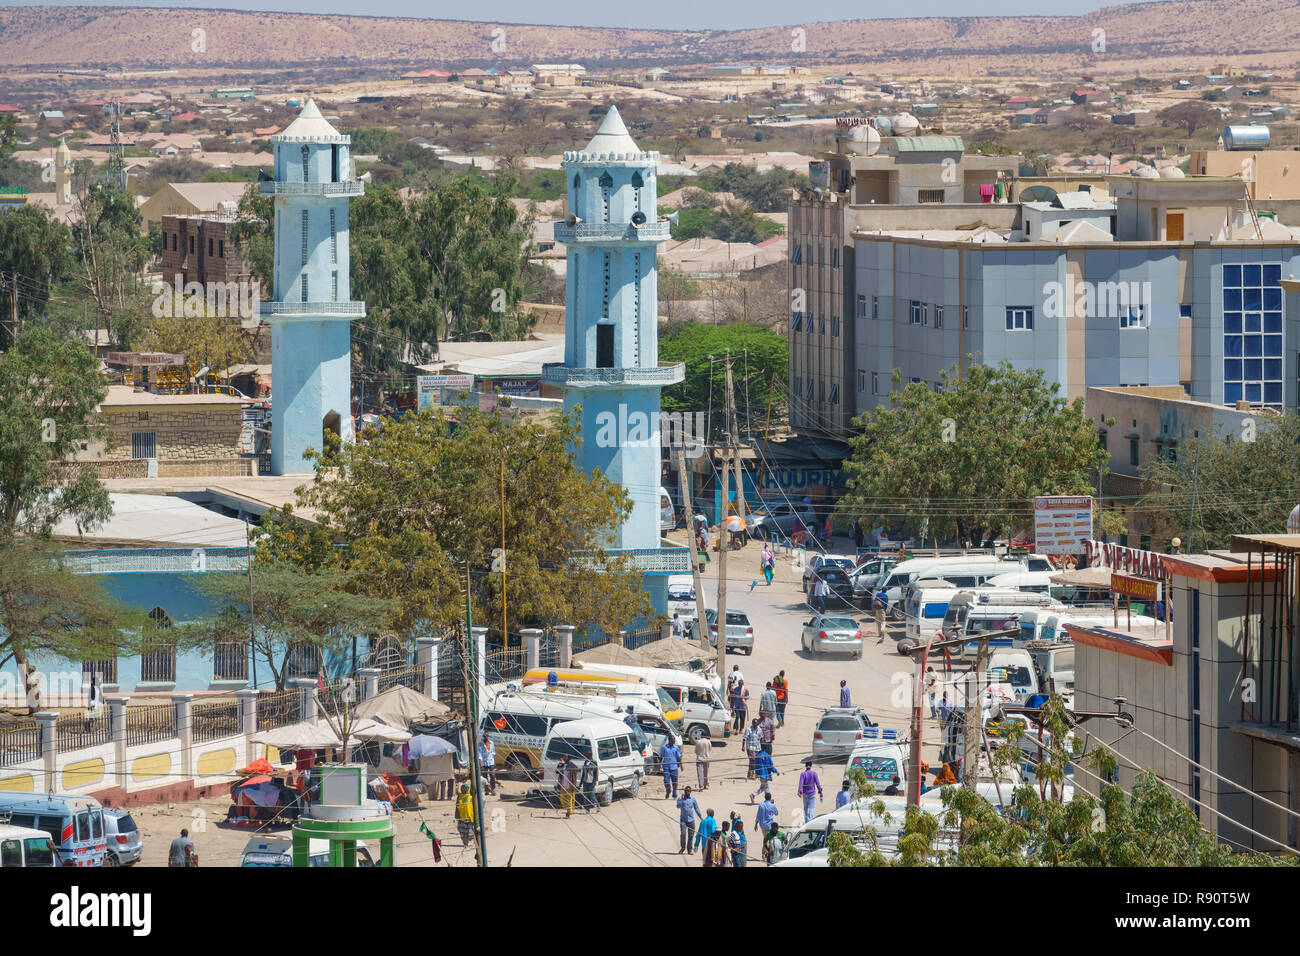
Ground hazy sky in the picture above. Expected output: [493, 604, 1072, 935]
[16, 0, 1159, 31]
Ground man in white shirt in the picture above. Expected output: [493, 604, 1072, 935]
[694, 735, 712, 790]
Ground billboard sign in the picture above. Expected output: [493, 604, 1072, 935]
[1033, 496, 1093, 555]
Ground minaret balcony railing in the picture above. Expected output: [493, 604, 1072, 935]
[553, 221, 672, 243]
[541, 362, 685, 388]
[263, 301, 366, 317]
[259, 181, 366, 197]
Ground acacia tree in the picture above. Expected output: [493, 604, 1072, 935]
[192, 559, 396, 691]
[0, 327, 141, 709]
[70, 171, 151, 352]
[837, 362, 1111, 546]
[1137, 412, 1300, 552]
[0, 205, 71, 350]
[256, 407, 656, 641]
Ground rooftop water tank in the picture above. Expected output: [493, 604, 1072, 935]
[1223, 125, 1270, 150]
[1132, 165, 1160, 179]
[1159, 166, 1185, 178]
[874, 115, 893, 135]
[847, 124, 881, 155]
[891, 112, 920, 136]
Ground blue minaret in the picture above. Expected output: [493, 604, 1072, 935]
[546, 107, 687, 607]
[262, 100, 365, 475]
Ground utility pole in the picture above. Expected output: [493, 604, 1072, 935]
[462, 563, 488, 867]
[714, 349, 740, 679]
[676, 448, 709, 642]
[499, 459, 508, 652]
[963, 633, 991, 794]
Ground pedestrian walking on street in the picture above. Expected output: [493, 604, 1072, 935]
[676, 786, 703, 854]
[761, 543, 775, 586]
[759, 682, 777, 720]
[717, 819, 732, 866]
[823, 515, 833, 543]
[728, 664, 745, 691]
[555, 755, 578, 818]
[750, 747, 779, 802]
[874, 591, 888, 643]
[835, 778, 852, 809]
[937, 692, 952, 724]
[694, 735, 711, 790]
[660, 735, 682, 799]
[839, 679, 851, 708]
[479, 733, 497, 796]
[455, 783, 477, 841]
[580, 752, 600, 812]
[672, 613, 685, 639]
[730, 680, 749, 733]
[743, 718, 762, 777]
[774, 671, 789, 727]
[812, 575, 829, 614]
[167, 828, 197, 868]
[755, 791, 779, 841]
[730, 819, 748, 867]
[926, 667, 938, 719]
[796, 759, 823, 823]
[758, 714, 775, 755]
[698, 808, 718, 867]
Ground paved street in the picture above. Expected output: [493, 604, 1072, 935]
[134, 536, 955, 867]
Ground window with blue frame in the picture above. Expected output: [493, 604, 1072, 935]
[1222, 262, 1283, 408]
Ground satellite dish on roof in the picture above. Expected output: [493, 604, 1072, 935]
[1019, 185, 1059, 203]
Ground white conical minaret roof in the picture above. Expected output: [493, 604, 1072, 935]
[584, 105, 640, 156]
[280, 98, 342, 140]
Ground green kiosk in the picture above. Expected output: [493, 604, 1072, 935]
[292, 764, 396, 867]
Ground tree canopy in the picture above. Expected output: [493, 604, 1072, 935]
[838, 362, 1110, 545]
[0, 204, 71, 349]
[255, 407, 656, 640]
[1137, 411, 1300, 552]
[658, 322, 788, 438]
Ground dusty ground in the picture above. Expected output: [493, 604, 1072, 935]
[131, 534, 952, 868]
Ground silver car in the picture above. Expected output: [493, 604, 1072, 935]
[705, 609, 754, 654]
[103, 808, 142, 866]
[811, 707, 876, 760]
[800, 614, 863, 658]
[745, 501, 817, 540]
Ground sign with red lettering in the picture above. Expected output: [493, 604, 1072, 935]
[1033, 496, 1092, 555]
[1085, 540, 1166, 578]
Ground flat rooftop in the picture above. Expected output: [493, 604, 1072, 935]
[52, 492, 253, 548]
[99, 475, 319, 523]
[99, 385, 249, 407]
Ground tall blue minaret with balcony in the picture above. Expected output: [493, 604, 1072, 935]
[546, 106, 688, 609]
[262, 100, 364, 475]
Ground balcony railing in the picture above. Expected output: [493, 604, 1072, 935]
[64, 548, 250, 575]
[575, 546, 692, 574]
[554, 221, 672, 243]
[262, 301, 366, 317]
[541, 362, 685, 389]
[259, 181, 365, 197]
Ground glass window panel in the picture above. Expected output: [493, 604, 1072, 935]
[1265, 382, 1282, 405]
[1245, 313, 1261, 333]
[1244, 358, 1262, 379]
[1224, 359, 1242, 380]
[1263, 288, 1282, 311]
[1224, 265, 1241, 285]
[1243, 265, 1261, 286]
[1263, 264, 1281, 284]
[1264, 359, 1282, 379]
[1225, 382, 1243, 404]
[1244, 288, 1262, 310]
[1264, 312, 1282, 334]
[1245, 335, 1262, 357]
[1265, 335, 1282, 356]
[1224, 335, 1242, 357]
[1224, 289, 1242, 311]
[1224, 313, 1242, 333]
[1245, 383, 1262, 403]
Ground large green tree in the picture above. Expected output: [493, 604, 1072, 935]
[70, 173, 151, 351]
[0, 327, 141, 708]
[838, 362, 1110, 546]
[1137, 412, 1300, 552]
[256, 407, 656, 641]
[658, 322, 788, 437]
[0, 205, 71, 349]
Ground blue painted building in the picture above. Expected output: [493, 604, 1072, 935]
[543, 107, 691, 609]
[261, 100, 365, 475]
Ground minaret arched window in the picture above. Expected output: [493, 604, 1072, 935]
[300, 145, 310, 183]
[631, 171, 643, 213]
[599, 172, 613, 223]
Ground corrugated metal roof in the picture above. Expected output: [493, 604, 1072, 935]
[894, 135, 964, 152]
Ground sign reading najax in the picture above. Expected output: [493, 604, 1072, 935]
[1085, 539, 1166, 579]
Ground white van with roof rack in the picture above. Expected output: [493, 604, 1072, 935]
[874, 555, 1025, 618]
[539, 716, 648, 804]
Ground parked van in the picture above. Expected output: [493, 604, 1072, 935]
[0, 822, 58, 867]
[985, 570, 1060, 597]
[570, 663, 730, 743]
[1025, 641, 1076, 701]
[942, 591, 1065, 656]
[521, 680, 682, 732]
[481, 691, 651, 780]
[785, 795, 960, 861]
[519, 669, 683, 728]
[0, 791, 106, 867]
[844, 730, 909, 787]
[666, 574, 698, 624]
[904, 586, 963, 643]
[986, 648, 1039, 703]
[660, 486, 675, 533]
[875, 555, 1026, 617]
[520, 684, 678, 756]
[904, 560, 1030, 602]
[539, 717, 648, 804]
